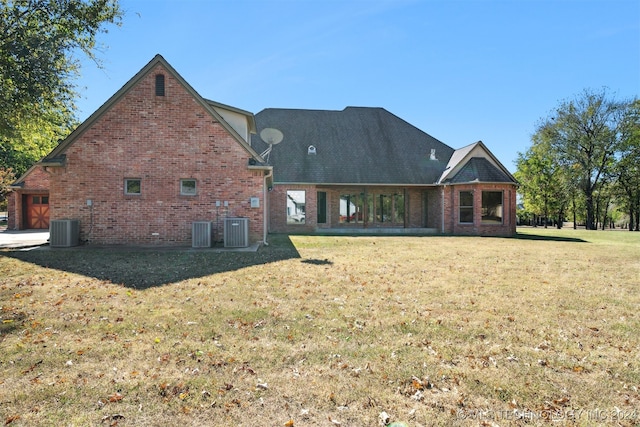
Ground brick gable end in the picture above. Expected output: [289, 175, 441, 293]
[49, 64, 264, 245]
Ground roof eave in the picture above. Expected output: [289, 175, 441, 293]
[274, 182, 442, 187]
[38, 155, 66, 167]
[248, 165, 273, 171]
[8, 182, 25, 189]
[442, 180, 518, 186]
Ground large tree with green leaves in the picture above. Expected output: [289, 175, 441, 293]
[542, 88, 626, 230]
[0, 0, 122, 176]
[615, 99, 640, 231]
[515, 124, 573, 228]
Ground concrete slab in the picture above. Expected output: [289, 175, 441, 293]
[0, 229, 50, 249]
[0, 227, 261, 252]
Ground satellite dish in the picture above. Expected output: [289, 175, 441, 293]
[260, 128, 283, 145]
[259, 128, 283, 162]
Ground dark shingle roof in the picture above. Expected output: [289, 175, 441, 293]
[252, 107, 454, 185]
[447, 157, 513, 183]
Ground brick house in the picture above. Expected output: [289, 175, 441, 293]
[252, 108, 517, 237]
[8, 55, 270, 245]
[8, 54, 517, 245]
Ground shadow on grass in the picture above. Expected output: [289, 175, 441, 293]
[510, 232, 588, 243]
[0, 234, 301, 289]
[301, 258, 333, 265]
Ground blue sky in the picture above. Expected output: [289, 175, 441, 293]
[76, 0, 640, 172]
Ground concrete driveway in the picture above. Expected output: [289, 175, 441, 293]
[0, 228, 50, 249]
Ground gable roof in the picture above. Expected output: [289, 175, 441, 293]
[437, 141, 516, 184]
[252, 107, 454, 185]
[42, 54, 263, 164]
[447, 157, 513, 183]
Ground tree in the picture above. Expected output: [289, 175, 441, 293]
[544, 88, 626, 230]
[0, 166, 15, 211]
[0, 106, 75, 176]
[515, 124, 573, 228]
[615, 99, 640, 231]
[0, 0, 122, 175]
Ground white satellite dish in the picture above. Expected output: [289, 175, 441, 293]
[260, 128, 283, 145]
[259, 128, 283, 161]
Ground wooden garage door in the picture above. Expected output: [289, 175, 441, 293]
[25, 195, 50, 229]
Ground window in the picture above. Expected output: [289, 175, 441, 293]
[393, 193, 405, 223]
[459, 191, 474, 223]
[125, 179, 141, 195]
[42, 196, 49, 204]
[287, 190, 306, 224]
[375, 192, 404, 224]
[340, 193, 365, 223]
[155, 74, 165, 96]
[180, 179, 197, 196]
[482, 191, 503, 224]
[339, 191, 404, 225]
[317, 191, 327, 224]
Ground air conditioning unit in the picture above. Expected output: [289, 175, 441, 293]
[50, 219, 79, 247]
[192, 221, 213, 248]
[224, 217, 249, 248]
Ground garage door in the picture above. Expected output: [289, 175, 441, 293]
[25, 195, 50, 229]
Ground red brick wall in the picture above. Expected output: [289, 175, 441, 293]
[406, 188, 440, 228]
[7, 166, 50, 230]
[7, 192, 17, 230]
[48, 64, 265, 245]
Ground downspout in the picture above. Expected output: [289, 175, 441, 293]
[263, 167, 273, 246]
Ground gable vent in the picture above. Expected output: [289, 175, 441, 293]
[155, 74, 165, 96]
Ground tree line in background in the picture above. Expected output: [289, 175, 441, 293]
[0, 0, 122, 210]
[515, 89, 640, 231]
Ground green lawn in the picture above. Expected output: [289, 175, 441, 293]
[1, 228, 639, 426]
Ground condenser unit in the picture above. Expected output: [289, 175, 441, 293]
[50, 219, 80, 247]
[192, 221, 213, 248]
[224, 217, 249, 248]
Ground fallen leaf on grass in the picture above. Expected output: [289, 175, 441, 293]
[5, 415, 20, 425]
[100, 414, 124, 424]
[108, 392, 123, 403]
[21, 360, 43, 375]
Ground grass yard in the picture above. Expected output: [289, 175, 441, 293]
[1, 228, 639, 426]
